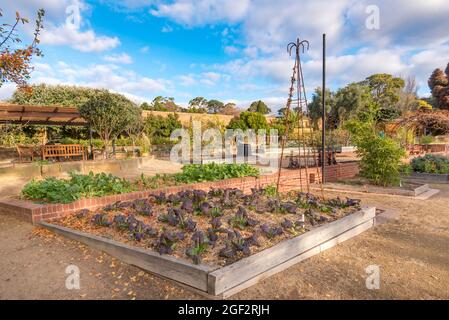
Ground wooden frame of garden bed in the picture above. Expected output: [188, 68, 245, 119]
[321, 182, 430, 197]
[39, 206, 376, 298]
[402, 172, 449, 184]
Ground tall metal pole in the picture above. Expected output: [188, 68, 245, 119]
[89, 124, 94, 160]
[321, 33, 326, 184]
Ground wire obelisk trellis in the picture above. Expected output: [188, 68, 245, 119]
[276, 37, 323, 196]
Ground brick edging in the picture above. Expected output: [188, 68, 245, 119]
[0, 162, 359, 224]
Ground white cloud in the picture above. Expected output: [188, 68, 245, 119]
[150, 0, 251, 26]
[345, 0, 449, 48]
[5, 0, 449, 103]
[41, 23, 120, 52]
[4, 0, 121, 53]
[149, 0, 449, 98]
[0, 83, 17, 101]
[20, 61, 170, 104]
[202, 72, 222, 82]
[140, 46, 150, 53]
[161, 25, 174, 32]
[224, 45, 239, 55]
[103, 53, 133, 64]
[177, 74, 197, 87]
[240, 0, 350, 55]
[243, 47, 258, 58]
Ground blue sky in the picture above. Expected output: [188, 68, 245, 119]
[1, 0, 449, 113]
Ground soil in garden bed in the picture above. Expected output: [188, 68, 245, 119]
[52, 188, 362, 267]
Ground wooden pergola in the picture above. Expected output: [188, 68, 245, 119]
[0, 103, 95, 159]
[0, 103, 87, 126]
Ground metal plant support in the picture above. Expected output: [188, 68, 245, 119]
[276, 37, 324, 196]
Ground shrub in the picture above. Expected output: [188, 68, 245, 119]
[59, 137, 104, 149]
[22, 171, 134, 203]
[346, 119, 406, 186]
[411, 154, 449, 174]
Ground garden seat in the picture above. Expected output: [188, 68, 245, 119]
[16, 145, 36, 163]
[41, 144, 86, 161]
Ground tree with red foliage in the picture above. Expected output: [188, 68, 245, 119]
[0, 8, 45, 93]
[428, 63, 449, 110]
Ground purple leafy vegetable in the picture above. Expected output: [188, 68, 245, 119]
[260, 224, 283, 239]
[181, 199, 194, 213]
[153, 192, 167, 204]
[155, 231, 178, 255]
[92, 213, 111, 227]
[133, 199, 153, 216]
[76, 208, 89, 218]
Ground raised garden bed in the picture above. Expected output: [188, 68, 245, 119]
[402, 172, 449, 183]
[401, 154, 449, 184]
[324, 177, 430, 197]
[37, 186, 376, 298]
[0, 163, 361, 224]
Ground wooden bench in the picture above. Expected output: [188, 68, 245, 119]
[408, 145, 425, 156]
[16, 145, 36, 163]
[42, 144, 86, 161]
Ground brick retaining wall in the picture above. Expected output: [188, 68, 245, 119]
[0, 162, 359, 224]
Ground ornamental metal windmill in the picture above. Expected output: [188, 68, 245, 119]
[275, 37, 324, 195]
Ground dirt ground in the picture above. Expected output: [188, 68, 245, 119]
[0, 183, 448, 300]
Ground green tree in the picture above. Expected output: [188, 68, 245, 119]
[149, 96, 180, 111]
[79, 90, 137, 158]
[221, 102, 239, 116]
[362, 73, 405, 107]
[124, 108, 144, 155]
[144, 113, 182, 144]
[247, 100, 271, 114]
[184, 97, 207, 113]
[361, 73, 405, 122]
[10, 84, 105, 107]
[307, 87, 335, 128]
[140, 102, 151, 110]
[207, 99, 224, 114]
[227, 111, 268, 132]
[189, 96, 208, 108]
[333, 83, 372, 125]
